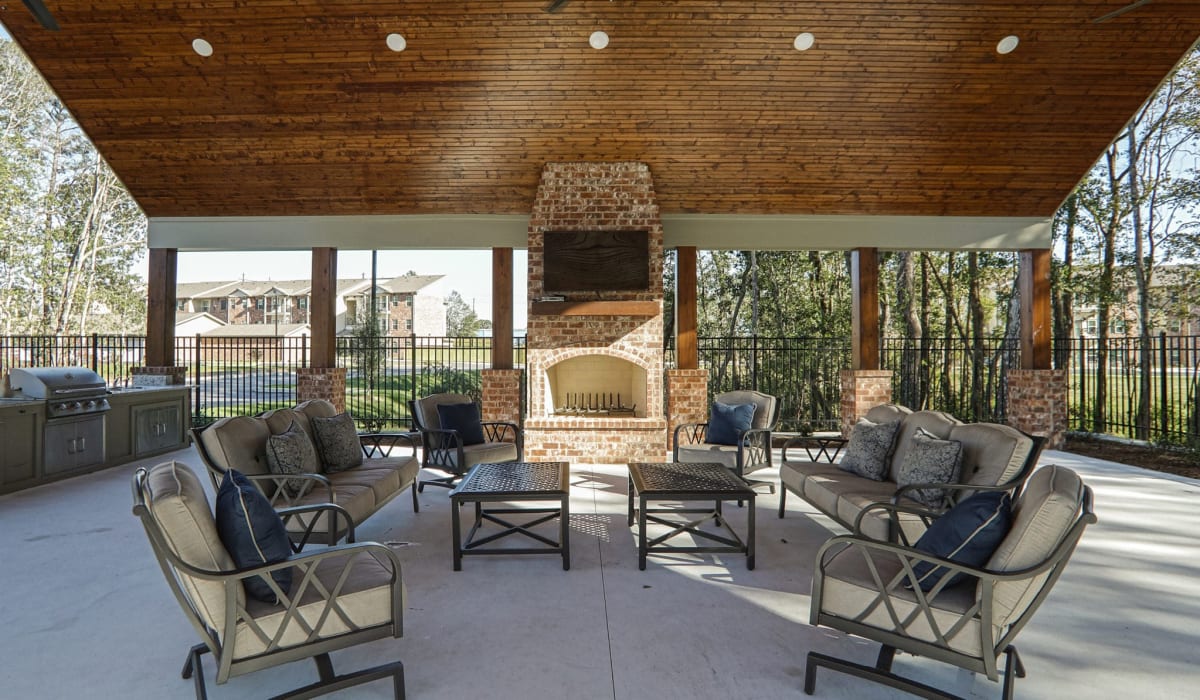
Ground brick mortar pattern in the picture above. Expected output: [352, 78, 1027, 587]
[839, 369, 893, 436]
[525, 162, 668, 458]
[296, 367, 347, 412]
[666, 369, 708, 453]
[481, 369, 522, 426]
[1006, 368, 1068, 450]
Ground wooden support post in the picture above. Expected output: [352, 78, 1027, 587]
[1020, 248, 1052, 370]
[145, 247, 177, 367]
[675, 246, 698, 370]
[492, 248, 514, 369]
[310, 247, 337, 369]
[851, 247, 880, 371]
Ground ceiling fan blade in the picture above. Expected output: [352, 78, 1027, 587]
[544, 0, 572, 13]
[22, 0, 60, 31]
[1093, 0, 1153, 23]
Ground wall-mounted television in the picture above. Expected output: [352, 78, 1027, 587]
[543, 230, 650, 293]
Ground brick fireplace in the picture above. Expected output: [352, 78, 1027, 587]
[521, 162, 670, 463]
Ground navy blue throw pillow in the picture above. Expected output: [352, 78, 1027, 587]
[910, 491, 1012, 591]
[704, 402, 756, 446]
[437, 402, 486, 445]
[215, 470, 293, 604]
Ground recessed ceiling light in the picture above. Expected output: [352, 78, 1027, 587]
[386, 33, 407, 52]
[589, 30, 609, 50]
[996, 35, 1019, 54]
[793, 32, 815, 51]
[191, 38, 213, 57]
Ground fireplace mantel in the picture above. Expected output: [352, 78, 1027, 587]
[530, 300, 659, 317]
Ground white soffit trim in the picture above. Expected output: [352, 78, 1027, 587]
[149, 214, 1051, 251]
[661, 214, 1052, 250]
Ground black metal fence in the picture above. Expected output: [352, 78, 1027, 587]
[4, 332, 1199, 444]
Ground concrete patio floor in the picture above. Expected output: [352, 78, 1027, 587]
[2, 446, 1198, 699]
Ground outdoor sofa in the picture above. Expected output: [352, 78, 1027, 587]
[778, 404, 1044, 541]
[193, 399, 420, 545]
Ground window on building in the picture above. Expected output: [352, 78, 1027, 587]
[392, 295, 399, 307]
[392, 319, 399, 330]
[199, 300, 211, 312]
[176, 301, 186, 310]
[221, 299, 228, 310]
[1084, 318, 1097, 335]
[1169, 319, 1182, 332]
[256, 298, 264, 309]
[298, 297, 307, 309]
[405, 296, 413, 307]
[405, 319, 413, 331]
[1112, 319, 1125, 334]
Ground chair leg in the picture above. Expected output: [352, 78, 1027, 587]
[1002, 645, 1025, 700]
[181, 644, 209, 700]
[778, 484, 787, 518]
[411, 483, 420, 512]
[271, 653, 406, 700]
[803, 650, 959, 699]
[876, 645, 896, 672]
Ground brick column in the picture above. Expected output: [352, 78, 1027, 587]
[482, 369, 522, 425]
[1007, 369, 1067, 450]
[666, 368, 708, 453]
[131, 365, 187, 386]
[839, 369, 893, 436]
[296, 367, 347, 412]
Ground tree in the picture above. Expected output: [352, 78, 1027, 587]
[0, 38, 146, 334]
[445, 290, 486, 337]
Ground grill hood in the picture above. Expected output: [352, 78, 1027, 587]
[9, 367, 107, 399]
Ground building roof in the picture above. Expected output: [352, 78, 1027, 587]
[5, 2, 1199, 250]
[202, 323, 309, 337]
[177, 275, 442, 297]
[174, 311, 224, 326]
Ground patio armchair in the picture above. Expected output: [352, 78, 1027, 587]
[804, 464, 1096, 699]
[673, 389, 780, 492]
[409, 392, 523, 491]
[131, 461, 406, 699]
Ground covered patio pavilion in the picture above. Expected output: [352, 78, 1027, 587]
[4, 2, 1200, 698]
[5, 2, 1200, 448]
[2, 445, 1197, 698]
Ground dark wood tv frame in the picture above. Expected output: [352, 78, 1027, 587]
[542, 230, 650, 293]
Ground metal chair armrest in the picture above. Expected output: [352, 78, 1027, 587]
[480, 421, 524, 458]
[236, 472, 336, 509]
[276, 502, 357, 548]
[853, 501, 944, 545]
[672, 422, 708, 460]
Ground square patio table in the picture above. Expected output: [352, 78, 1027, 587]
[449, 461, 570, 571]
[627, 462, 756, 570]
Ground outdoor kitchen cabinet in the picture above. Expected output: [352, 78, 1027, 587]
[0, 402, 42, 491]
[105, 387, 191, 462]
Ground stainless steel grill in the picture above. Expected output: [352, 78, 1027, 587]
[9, 367, 111, 418]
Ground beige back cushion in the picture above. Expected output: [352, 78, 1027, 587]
[262, 407, 315, 443]
[985, 465, 1085, 627]
[143, 461, 242, 636]
[888, 411, 961, 482]
[412, 393, 474, 432]
[864, 403, 912, 425]
[296, 399, 338, 422]
[950, 423, 1033, 490]
[199, 415, 272, 476]
[716, 390, 778, 430]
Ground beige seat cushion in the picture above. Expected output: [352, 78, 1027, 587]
[288, 483, 377, 536]
[676, 443, 741, 471]
[986, 465, 1084, 627]
[780, 460, 844, 498]
[448, 441, 520, 470]
[820, 545, 993, 658]
[143, 461, 243, 637]
[200, 415, 272, 476]
[233, 550, 402, 659]
[951, 423, 1034, 491]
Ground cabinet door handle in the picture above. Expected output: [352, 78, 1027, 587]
[78, 437, 86, 451]
[67, 437, 78, 454]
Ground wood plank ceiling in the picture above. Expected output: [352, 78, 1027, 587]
[2, 1, 1199, 219]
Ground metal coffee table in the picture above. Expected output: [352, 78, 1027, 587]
[627, 462, 757, 570]
[449, 461, 571, 571]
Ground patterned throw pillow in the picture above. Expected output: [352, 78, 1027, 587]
[896, 427, 963, 508]
[265, 420, 321, 496]
[838, 417, 901, 481]
[310, 412, 363, 473]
